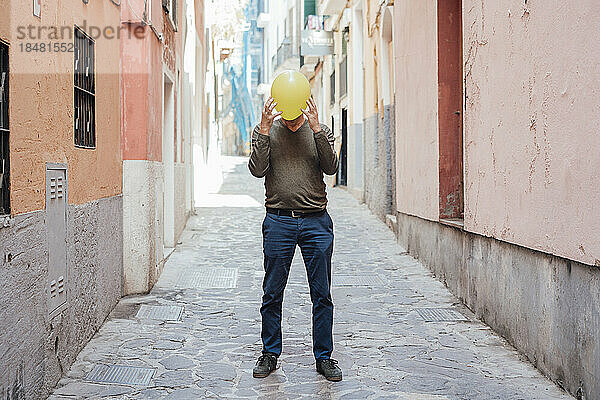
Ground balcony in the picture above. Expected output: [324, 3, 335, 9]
[257, 12, 270, 28]
[271, 37, 299, 74]
[319, 0, 347, 16]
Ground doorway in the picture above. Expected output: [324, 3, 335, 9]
[163, 76, 175, 249]
[437, 0, 464, 220]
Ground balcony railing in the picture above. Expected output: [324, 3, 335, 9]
[272, 37, 297, 73]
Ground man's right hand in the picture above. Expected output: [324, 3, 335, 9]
[260, 97, 282, 136]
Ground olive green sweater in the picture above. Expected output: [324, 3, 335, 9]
[248, 119, 339, 211]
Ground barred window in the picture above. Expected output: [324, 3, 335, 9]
[330, 71, 335, 105]
[172, 0, 177, 28]
[0, 40, 9, 215]
[74, 26, 95, 149]
[162, 0, 178, 29]
[340, 56, 347, 98]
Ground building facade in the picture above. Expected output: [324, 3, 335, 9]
[0, 0, 207, 396]
[311, 0, 395, 219]
[0, 0, 123, 397]
[211, 0, 260, 156]
[256, 0, 302, 104]
[393, 2, 600, 398]
[308, 0, 599, 399]
[256, 0, 391, 204]
[121, 0, 202, 295]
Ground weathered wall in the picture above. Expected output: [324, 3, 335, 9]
[120, 1, 167, 297]
[359, 1, 396, 221]
[396, 212, 600, 400]
[0, 211, 47, 399]
[393, 0, 439, 221]
[174, 162, 187, 240]
[5, 0, 122, 215]
[121, 0, 191, 294]
[463, 0, 600, 266]
[1, 1, 123, 395]
[0, 196, 123, 399]
[363, 105, 395, 220]
[389, 1, 600, 398]
[122, 160, 164, 295]
[347, 123, 363, 197]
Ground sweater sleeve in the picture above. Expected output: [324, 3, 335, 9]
[248, 124, 271, 178]
[313, 123, 339, 175]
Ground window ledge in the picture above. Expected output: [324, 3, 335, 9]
[440, 218, 464, 230]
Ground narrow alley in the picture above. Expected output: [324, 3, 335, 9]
[49, 157, 570, 400]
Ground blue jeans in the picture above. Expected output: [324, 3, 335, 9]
[260, 210, 334, 360]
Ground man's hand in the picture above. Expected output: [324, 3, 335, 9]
[260, 97, 282, 136]
[301, 97, 321, 133]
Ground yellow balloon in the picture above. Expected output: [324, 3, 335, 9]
[271, 70, 311, 120]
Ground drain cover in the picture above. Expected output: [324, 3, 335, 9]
[177, 268, 238, 288]
[415, 308, 467, 322]
[333, 275, 385, 287]
[86, 365, 155, 386]
[136, 305, 183, 321]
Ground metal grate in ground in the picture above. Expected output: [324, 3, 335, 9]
[135, 305, 183, 322]
[85, 364, 155, 386]
[414, 308, 468, 322]
[333, 274, 386, 287]
[177, 267, 238, 288]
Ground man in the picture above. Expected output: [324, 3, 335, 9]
[248, 95, 342, 382]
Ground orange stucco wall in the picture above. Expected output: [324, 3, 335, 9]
[2, 0, 122, 215]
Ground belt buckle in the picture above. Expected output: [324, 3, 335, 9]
[291, 210, 300, 218]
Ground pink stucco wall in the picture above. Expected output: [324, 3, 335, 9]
[463, 1, 600, 266]
[121, 0, 164, 162]
[394, 0, 440, 221]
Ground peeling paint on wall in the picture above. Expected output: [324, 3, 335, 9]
[463, 0, 600, 266]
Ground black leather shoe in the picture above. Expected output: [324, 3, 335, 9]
[316, 359, 342, 381]
[253, 353, 278, 378]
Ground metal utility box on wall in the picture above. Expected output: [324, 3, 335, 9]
[46, 163, 68, 315]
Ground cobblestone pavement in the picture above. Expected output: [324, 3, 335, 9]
[50, 157, 572, 399]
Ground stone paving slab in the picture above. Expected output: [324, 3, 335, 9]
[49, 156, 572, 399]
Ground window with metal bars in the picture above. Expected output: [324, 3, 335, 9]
[340, 56, 347, 98]
[162, 0, 178, 29]
[340, 27, 348, 98]
[0, 40, 9, 215]
[172, 0, 177, 28]
[330, 71, 335, 105]
[74, 26, 95, 149]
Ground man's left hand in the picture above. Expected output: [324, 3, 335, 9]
[301, 97, 321, 133]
